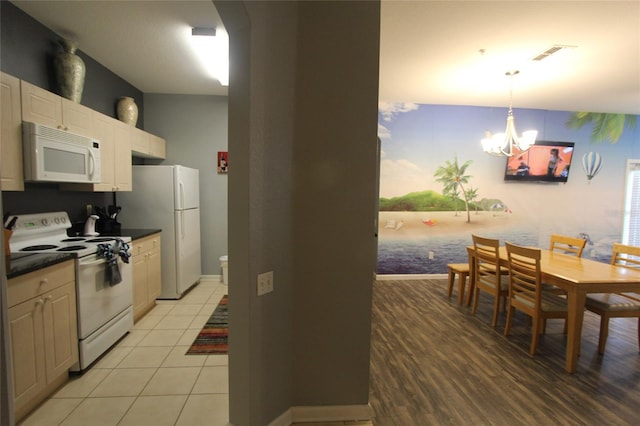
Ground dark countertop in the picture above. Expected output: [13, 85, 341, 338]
[5, 229, 160, 279]
[103, 228, 162, 241]
[6, 253, 75, 280]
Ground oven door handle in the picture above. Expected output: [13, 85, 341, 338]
[78, 256, 108, 267]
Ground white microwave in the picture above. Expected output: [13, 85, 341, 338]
[22, 121, 101, 183]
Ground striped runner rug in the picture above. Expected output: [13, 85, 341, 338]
[186, 295, 228, 354]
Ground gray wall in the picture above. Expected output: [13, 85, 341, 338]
[0, 1, 144, 125]
[143, 94, 229, 275]
[221, 1, 295, 423]
[292, 1, 380, 405]
[219, 1, 380, 424]
[1, 0, 142, 224]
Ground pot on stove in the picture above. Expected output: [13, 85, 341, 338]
[84, 214, 100, 236]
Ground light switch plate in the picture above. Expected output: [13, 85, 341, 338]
[257, 271, 274, 296]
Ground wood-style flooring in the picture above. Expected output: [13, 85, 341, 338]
[369, 279, 640, 425]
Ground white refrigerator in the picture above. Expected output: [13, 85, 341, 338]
[118, 165, 202, 299]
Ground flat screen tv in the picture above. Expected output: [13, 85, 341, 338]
[504, 141, 575, 183]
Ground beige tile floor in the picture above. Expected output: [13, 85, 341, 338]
[19, 279, 229, 426]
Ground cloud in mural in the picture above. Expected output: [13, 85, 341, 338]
[378, 102, 419, 122]
[378, 123, 391, 140]
[382, 159, 421, 172]
[379, 158, 426, 198]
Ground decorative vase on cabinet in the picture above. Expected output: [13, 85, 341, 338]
[53, 39, 85, 103]
[117, 96, 138, 126]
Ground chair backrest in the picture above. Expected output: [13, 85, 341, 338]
[472, 234, 501, 288]
[549, 234, 587, 257]
[611, 243, 640, 269]
[505, 242, 543, 309]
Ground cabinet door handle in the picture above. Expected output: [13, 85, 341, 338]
[39, 278, 48, 286]
[44, 295, 53, 302]
[35, 298, 44, 308]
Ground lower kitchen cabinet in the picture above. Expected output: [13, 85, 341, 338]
[132, 233, 162, 321]
[7, 260, 78, 422]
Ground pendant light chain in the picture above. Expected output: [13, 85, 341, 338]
[507, 70, 519, 115]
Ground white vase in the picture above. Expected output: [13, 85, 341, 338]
[53, 39, 85, 103]
[117, 97, 138, 126]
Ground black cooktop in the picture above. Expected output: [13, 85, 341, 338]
[21, 244, 58, 251]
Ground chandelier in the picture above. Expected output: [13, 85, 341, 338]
[481, 71, 538, 156]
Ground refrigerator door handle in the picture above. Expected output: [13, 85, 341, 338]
[179, 182, 185, 210]
[180, 210, 185, 240]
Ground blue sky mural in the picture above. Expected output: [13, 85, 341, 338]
[377, 103, 640, 274]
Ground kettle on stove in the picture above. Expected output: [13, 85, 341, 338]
[84, 214, 100, 236]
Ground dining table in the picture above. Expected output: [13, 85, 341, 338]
[466, 245, 640, 373]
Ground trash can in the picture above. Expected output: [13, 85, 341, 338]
[219, 255, 229, 285]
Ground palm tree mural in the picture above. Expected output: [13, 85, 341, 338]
[566, 112, 637, 143]
[434, 155, 473, 223]
[465, 186, 480, 215]
[449, 187, 461, 216]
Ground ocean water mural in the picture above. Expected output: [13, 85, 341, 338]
[376, 103, 640, 275]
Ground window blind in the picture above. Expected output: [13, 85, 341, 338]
[622, 160, 640, 246]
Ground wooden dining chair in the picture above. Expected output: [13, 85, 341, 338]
[549, 234, 587, 257]
[585, 243, 640, 355]
[544, 234, 588, 295]
[504, 242, 568, 356]
[446, 263, 470, 305]
[471, 235, 509, 327]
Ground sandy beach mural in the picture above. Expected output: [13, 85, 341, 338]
[377, 103, 640, 275]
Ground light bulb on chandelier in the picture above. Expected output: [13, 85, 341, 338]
[481, 70, 538, 157]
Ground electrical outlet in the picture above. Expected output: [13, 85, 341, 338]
[591, 249, 596, 258]
[257, 271, 274, 296]
[428, 251, 434, 260]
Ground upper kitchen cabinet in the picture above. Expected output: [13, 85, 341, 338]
[21, 80, 93, 138]
[148, 133, 166, 159]
[1, 72, 24, 191]
[113, 119, 133, 190]
[131, 127, 166, 159]
[60, 111, 132, 192]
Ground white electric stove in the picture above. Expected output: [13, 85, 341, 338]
[9, 211, 133, 371]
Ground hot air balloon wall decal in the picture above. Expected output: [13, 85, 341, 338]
[582, 152, 602, 182]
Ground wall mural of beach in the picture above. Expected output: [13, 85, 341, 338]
[377, 103, 640, 275]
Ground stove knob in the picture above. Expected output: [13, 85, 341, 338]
[41, 219, 48, 226]
[54, 218, 60, 224]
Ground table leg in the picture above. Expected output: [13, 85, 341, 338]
[466, 247, 475, 306]
[565, 288, 586, 373]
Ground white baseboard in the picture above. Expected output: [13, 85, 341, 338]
[199, 274, 223, 284]
[268, 409, 292, 426]
[375, 273, 447, 280]
[269, 404, 372, 426]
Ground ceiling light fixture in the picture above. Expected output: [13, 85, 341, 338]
[191, 26, 229, 86]
[532, 44, 577, 62]
[481, 71, 537, 157]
